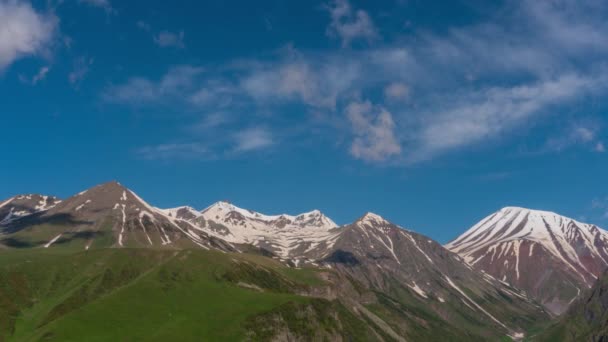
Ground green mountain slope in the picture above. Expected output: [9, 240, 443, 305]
[0, 248, 543, 341]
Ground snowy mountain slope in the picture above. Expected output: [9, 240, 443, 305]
[446, 206, 608, 315]
[165, 200, 341, 261]
[0, 194, 60, 225]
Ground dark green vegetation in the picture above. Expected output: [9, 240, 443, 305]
[533, 270, 608, 342]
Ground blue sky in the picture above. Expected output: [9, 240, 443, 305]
[2, 0, 608, 243]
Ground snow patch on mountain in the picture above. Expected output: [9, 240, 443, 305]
[164, 201, 340, 258]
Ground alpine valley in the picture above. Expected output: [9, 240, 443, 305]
[1, 181, 606, 341]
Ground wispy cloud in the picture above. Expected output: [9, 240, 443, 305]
[78, 0, 115, 14]
[32, 66, 50, 84]
[233, 127, 274, 153]
[102, 65, 203, 105]
[346, 100, 400, 162]
[19, 65, 50, 85]
[136, 143, 211, 160]
[324, 0, 379, 47]
[136, 20, 151, 32]
[107, 0, 608, 165]
[154, 30, 185, 49]
[136, 125, 274, 161]
[0, 1, 58, 71]
[409, 74, 604, 161]
[544, 124, 605, 153]
[69, 56, 94, 86]
[383, 82, 409, 102]
[240, 47, 359, 110]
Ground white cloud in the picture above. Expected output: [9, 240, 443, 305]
[410, 74, 603, 161]
[0, 1, 58, 71]
[233, 127, 274, 152]
[347, 100, 401, 162]
[240, 46, 361, 110]
[325, 0, 379, 47]
[111, 0, 608, 164]
[154, 30, 185, 49]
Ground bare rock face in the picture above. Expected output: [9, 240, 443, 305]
[446, 206, 608, 315]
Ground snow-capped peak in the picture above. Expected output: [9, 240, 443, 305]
[447, 206, 605, 256]
[446, 205, 608, 298]
[200, 201, 337, 229]
[356, 212, 392, 227]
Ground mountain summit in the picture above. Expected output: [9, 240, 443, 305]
[446, 206, 608, 315]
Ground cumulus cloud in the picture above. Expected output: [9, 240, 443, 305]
[154, 30, 185, 49]
[325, 0, 379, 47]
[347, 100, 401, 162]
[0, 1, 58, 71]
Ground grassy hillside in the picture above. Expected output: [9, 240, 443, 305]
[0, 247, 549, 341]
[0, 248, 391, 342]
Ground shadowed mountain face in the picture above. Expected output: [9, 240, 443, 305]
[0, 181, 551, 340]
[447, 207, 608, 316]
[537, 270, 608, 341]
[319, 213, 547, 339]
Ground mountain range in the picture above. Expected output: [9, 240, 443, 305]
[1, 180, 607, 340]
